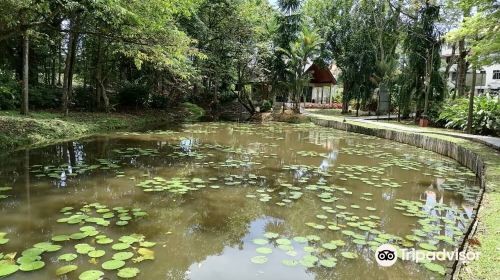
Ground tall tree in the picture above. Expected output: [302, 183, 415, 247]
[279, 27, 323, 112]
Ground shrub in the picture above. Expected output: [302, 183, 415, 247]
[0, 70, 19, 110]
[260, 100, 272, 112]
[118, 84, 150, 108]
[29, 86, 61, 109]
[182, 102, 205, 121]
[437, 95, 499, 136]
[150, 94, 170, 109]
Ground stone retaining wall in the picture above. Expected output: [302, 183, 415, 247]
[311, 117, 487, 279]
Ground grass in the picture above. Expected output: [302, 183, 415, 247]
[0, 110, 186, 153]
[459, 193, 500, 280]
[307, 110, 500, 280]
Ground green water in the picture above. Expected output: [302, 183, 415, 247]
[0, 122, 480, 280]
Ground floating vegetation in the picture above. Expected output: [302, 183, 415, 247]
[2, 122, 482, 279]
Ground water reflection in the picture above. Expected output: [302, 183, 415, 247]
[0, 123, 485, 280]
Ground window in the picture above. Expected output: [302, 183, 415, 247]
[493, 70, 500, 79]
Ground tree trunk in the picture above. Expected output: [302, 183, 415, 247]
[21, 31, 29, 115]
[57, 37, 62, 86]
[62, 19, 79, 115]
[341, 83, 349, 114]
[456, 38, 467, 97]
[466, 66, 477, 134]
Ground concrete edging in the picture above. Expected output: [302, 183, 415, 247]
[310, 117, 487, 279]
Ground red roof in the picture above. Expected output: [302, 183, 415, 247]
[306, 64, 337, 85]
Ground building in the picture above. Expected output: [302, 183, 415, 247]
[441, 45, 500, 94]
[303, 64, 338, 103]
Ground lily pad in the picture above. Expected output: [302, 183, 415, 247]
[113, 252, 134, 261]
[79, 270, 104, 280]
[282, 259, 298, 267]
[319, 258, 337, 268]
[252, 239, 268, 245]
[250, 256, 268, 264]
[276, 238, 291, 246]
[58, 253, 78, 262]
[56, 265, 78, 276]
[419, 243, 438, 251]
[19, 261, 45, 271]
[0, 263, 19, 277]
[117, 267, 140, 278]
[424, 262, 446, 275]
[88, 250, 106, 258]
[102, 259, 126, 270]
[112, 243, 131, 250]
[341, 252, 358, 259]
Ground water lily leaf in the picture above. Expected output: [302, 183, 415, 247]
[34, 242, 62, 252]
[322, 243, 337, 250]
[250, 256, 268, 264]
[319, 258, 336, 268]
[0, 263, 19, 277]
[17, 255, 40, 265]
[252, 239, 268, 245]
[19, 261, 45, 271]
[88, 250, 105, 258]
[70, 232, 88, 240]
[113, 252, 134, 261]
[58, 253, 78, 262]
[263, 232, 279, 239]
[341, 252, 358, 259]
[256, 247, 272, 254]
[52, 235, 70, 242]
[293, 236, 308, 243]
[112, 243, 131, 251]
[424, 262, 445, 275]
[96, 238, 113, 245]
[79, 270, 104, 280]
[419, 243, 438, 251]
[139, 241, 156, 248]
[137, 248, 155, 260]
[56, 265, 78, 276]
[21, 248, 44, 257]
[282, 259, 298, 267]
[117, 267, 140, 279]
[276, 238, 292, 246]
[102, 260, 126, 270]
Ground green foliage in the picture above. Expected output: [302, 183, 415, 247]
[445, 0, 499, 66]
[0, 70, 19, 110]
[182, 102, 205, 121]
[29, 86, 61, 109]
[260, 100, 272, 113]
[118, 85, 150, 108]
[437, 96, 499, 136]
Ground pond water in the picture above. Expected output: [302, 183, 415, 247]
[0, 122, 480, 280]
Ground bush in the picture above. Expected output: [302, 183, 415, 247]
[182, 102, 205, 121]
[0, 70, 19, 110]
[151, 94, 170, 109]
[73, 86, 94, 110]
[30, 86, 61, 109]
[260, 100, 272, 112]
[118, 84, 150, 108]
[437, 95, 499, 136]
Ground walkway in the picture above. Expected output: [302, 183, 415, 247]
[306, 111, 500, 150]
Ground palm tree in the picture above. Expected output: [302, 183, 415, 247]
[279, 28, 323, 112]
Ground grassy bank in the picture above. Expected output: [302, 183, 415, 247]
[306, 111, 500, 280]
[0, 110, 186, 153]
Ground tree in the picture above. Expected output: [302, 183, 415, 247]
[400, 1, 444, 120]
[272, 0, 303, 108]
[446, 0, 499, 133]
[279, 27, 323, 112]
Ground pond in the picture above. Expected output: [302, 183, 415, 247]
[0, 122, 480, 280]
